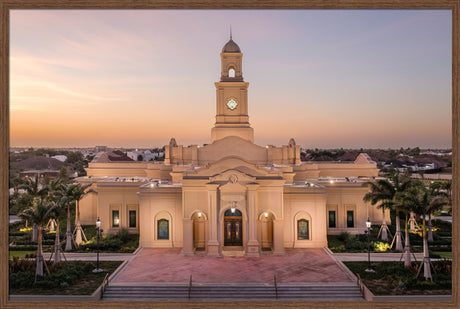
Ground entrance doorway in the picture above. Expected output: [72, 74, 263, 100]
[224, 208, 242, 246]
[192, 212, 206, 251]
[260, 212, 273, 251]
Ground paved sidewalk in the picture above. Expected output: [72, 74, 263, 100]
[41, 252, 133, 261]
[334, 252, 425, 262]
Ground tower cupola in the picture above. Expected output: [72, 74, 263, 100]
[212, 34, 253, 143]
[220, 35, 243, 82]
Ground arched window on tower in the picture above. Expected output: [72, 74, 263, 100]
[228, 68, 235, 78]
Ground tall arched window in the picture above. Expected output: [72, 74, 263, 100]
[297, 219, 309, 240]
[157, 219, 169, 240]
[228, 68, 235, 78]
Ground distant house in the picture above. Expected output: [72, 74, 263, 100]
[95, 146, 108, 153]
[127, 150, 161, 161]
[51, 155, 67, 162]
[92, 152, 134, 163]
[19, 169, 60, 179]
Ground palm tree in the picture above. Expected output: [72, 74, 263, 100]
[67, 182, 93, 246]
[61, 183, 79, 251]
[19, 198, 57, 280]
[388, 172, 412, 251]
[441, 180, 452, 215]
[398, 187, 419, 268]
[402, 184, 448, 280]
[363, 172, 412, 250]
[363, 179, 393, 241]
[426, 182, 447, 242]
[20, 174, 49, 242]
[46, 178, 68, 264]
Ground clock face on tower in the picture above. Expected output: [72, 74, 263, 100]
[226, 99, 238, 110]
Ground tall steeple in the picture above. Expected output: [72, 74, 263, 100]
[211, 36, 253, 143]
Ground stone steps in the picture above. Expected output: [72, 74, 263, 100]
[102, 284, 364, 301]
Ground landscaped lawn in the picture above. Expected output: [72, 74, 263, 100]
[432, 251, 452, 259]
[10, 260, 122, 295]
[9, 251, 35, 259]
[344, 261, 452, 295]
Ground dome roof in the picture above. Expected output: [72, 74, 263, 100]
[222, 39, 241, 53]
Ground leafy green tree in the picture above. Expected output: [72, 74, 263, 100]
[65, 151, 84, 164]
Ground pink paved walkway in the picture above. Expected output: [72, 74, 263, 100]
[112, 248, 352, 284]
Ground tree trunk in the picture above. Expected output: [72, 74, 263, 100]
[409, 211, 415, 231]
[403, 215, 412, 268]
[75, 201, 83, 246]
[65, 204, 72, 251]
[36, 227, 44, 280]
[379, 209, 388, 241]
[53, 219, 61, 264]
[427, 214, 433, 242]
[395, 212, 403, 251]
[49, 219, 55, 232]
[422, 219, 432, 280]
[32, 223, 38, 242]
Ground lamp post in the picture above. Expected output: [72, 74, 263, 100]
[365, 217, 375, 273]
[93, 217, 103, 273]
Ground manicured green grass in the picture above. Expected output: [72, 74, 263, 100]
[432, 251, 452, 259]
[344, 261, 452, 295]
[9, 251, 35, 259]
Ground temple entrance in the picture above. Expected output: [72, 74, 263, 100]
[223, 208, 242, 246]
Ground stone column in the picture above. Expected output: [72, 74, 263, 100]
[273, 219, 285, 255]
[181, 218, 194, 255]
[246, 184, 260, 257]
[206, 184, 220, 256]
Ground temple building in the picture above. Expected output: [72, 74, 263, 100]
[77, 36, 388, 257]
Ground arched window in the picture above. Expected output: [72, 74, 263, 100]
[224, 208, 242, 217]
[228, 68, 235, 78]
[157, 219, 169, 240]
[297, 219, 309, 240]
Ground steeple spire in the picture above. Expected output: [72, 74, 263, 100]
[230, 25, 232, 40]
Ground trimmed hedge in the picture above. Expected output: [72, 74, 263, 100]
[9, 261, 94, 290]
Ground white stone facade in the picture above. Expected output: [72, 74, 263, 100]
[77, 37, 389, 256]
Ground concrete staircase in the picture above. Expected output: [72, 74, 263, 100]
[102, 283, 364, 301]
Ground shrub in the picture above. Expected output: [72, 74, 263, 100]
[337, 232, 351, 242]
[80, 237, 122, 252]
[432, 259, 452, 274]
[347, 240, 366, 250]
[9, 261, 96, 290]
[8, 231, 28, 237]
[373, 241, 391, 252]
[116, 228, 130, 243]
[9, 245, 38, 251]
[9, 272, 35, 289]
[9, 256, 35, 273]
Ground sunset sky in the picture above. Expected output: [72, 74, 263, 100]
[10, 10, 452, 149]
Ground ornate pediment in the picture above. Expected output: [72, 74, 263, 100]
[210, 169, 256, 184]
[186, 156, 280, 177]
